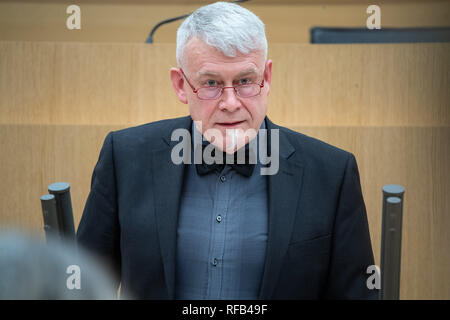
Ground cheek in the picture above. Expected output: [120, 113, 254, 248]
[247, 98, 267, 118]
[189, 101, 216, 123]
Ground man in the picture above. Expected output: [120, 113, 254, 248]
[77, 2, 377, 299]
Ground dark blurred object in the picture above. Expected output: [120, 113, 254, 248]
[0, 230, 119, 299]
[41, 182, 75, 241]
[380, 184, 405, 300]
[310, 27, 450, 44]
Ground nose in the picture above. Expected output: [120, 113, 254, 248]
[218, 87, 241, 112]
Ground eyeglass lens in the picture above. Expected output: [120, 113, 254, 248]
[197, 84, 260, 100]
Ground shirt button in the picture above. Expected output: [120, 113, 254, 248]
[220, 175, 226, 182]
[212, 258, 218, 266]
[216, 215, 222, 223]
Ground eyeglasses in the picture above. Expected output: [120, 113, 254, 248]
[180, 68, 264, 100]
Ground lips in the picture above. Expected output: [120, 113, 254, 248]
[216, 120, 244, 127]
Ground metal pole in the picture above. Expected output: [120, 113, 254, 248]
[48, 182, 75, 240]
[380, 184, 405, 300]
[40, 194, 60, 242]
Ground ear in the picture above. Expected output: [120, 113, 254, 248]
[170, 67, 188, 104]
[263, 59, 272, 96]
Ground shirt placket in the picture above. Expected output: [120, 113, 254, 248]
[205, 166, 233, 299]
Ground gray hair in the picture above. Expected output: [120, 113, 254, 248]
[176, 1, 268, 68]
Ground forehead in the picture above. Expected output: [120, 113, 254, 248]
[182, 37, 264, 77]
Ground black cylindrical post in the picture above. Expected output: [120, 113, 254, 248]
[40, 194, 60, 242]
[380, 184, 405, 300]
[48, 182, 75, 240]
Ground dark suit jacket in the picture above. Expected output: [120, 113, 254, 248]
[77, 116, 378, 299]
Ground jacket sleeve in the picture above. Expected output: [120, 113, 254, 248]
[76, 132, 121, 290]
[322, 153, 379, 299]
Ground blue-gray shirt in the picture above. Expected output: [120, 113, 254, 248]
[175, 122, 268, 299]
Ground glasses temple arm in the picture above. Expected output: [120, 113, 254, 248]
[179, 68, 198, 93]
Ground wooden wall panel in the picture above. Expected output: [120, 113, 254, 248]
[294, 126, 450, 299]
[0, 1, 449, 43]
[0, 41, 449, 299]
[269, 43, 450, 126]
[1, 42, 449, 126]
[0, 124, 448, 299]
[0, 125, 124, 232]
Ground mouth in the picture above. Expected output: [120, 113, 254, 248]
[216, 120, 245, 128]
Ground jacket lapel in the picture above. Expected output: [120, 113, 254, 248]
[258, 118, 305, 299]
[151, 116, 192, 299]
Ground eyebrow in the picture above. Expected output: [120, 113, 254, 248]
[196, 67, 259, 79]
[197, 71, 220, 78]
[236, 68, 259, 77]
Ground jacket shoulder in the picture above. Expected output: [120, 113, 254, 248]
[108, 116, 191, 150]
[278, 125, 353, 168]
[113, 116, 190, 137]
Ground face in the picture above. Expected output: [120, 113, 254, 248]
[170, 37, 272, 152]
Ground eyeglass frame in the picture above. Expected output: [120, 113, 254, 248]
[179, 68, 265, 100]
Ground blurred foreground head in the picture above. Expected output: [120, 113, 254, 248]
[0, 230, 120, 299]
